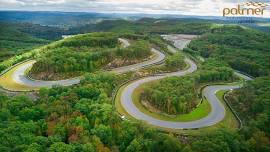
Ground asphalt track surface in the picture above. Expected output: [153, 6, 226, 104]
[5, 38, 165, 89]
[119, 35, 253, 129]
[112, 48, 165, 73]
[2, 35, 252, 129]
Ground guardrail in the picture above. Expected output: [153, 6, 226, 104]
[223, 91, 243, 129]
[234, 70, 255, 80]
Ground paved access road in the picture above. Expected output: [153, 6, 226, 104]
[119, 34, 253, 129]
[1, 38, 165, 90]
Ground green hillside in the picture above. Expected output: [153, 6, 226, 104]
[28, 32, 152, 80]
[188, 25, 270, 77]
[0, 22, 51, 62]
[0, 18, 270, 152]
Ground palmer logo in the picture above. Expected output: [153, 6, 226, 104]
[223, 2, 268, 17]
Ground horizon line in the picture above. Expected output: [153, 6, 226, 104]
[0, 9, 270, 19]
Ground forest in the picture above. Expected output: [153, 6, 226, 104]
[1, 72, 269, 152]
[29, 33, 152, 80]
[0, 73, 189, 152]
[0, 22, 51, 62]
[140, 58, 235, 115]
[225, 76, 270, 152]
[0, 17, 270, 152]
[188, 25, 270, 77]
[0, 71, 257, 152]
[0, 19, 228, 73]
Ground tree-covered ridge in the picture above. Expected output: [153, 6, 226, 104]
[140, 58, 235, 115]
[0, 22, 50, 62]
[69, 18, 214, 35]
[188, 25, 270, 77]
[1, 18, 270, 152]
[0, 32, 167, 77]
[225, 76, 270, 152]
[57, 32, 118, 48]
[29, 32, 152, 80]
[198, 58, 235, 83]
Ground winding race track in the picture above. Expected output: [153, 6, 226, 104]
[0, 38, 165, 91]
[112, 48, 165, 73]
[11, 60, 81, 88]
[0, 35, 253, 129]
[119, 34, 253, 129]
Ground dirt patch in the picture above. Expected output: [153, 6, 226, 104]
[29, 71, 81, 81]
[161, 34, 198, 50]
[140, 99, 179, 118]
[105, 54, 155, 70]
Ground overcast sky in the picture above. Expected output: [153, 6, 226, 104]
[0, 0, 269, 17]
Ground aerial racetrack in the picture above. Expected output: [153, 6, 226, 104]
[0, 38, 165, 91]
[117, 34, 253, 129]
[0, 34, 252, 130]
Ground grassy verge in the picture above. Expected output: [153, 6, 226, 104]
[0, 60, 38, 91]
[115, 82, 133, 118]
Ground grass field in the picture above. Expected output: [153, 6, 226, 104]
[0, 60, 38, 91]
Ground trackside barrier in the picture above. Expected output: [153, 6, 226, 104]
[234, 70, 255, 80]
[223, 91, 243, 129]
[0, 59, 32, 76]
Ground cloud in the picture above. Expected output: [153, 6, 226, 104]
[0, 0, 269, 17]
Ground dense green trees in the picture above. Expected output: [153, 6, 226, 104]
[0, 19, 215, 74]
[140, 58, 235, 115]
[0, 22, 50, 62]
[141, 76, 197, 114]
[165, 53, 186, 71]
[69, 18, 213, 35]
[116, 40, 151, 60]
[226, 77, 270, 152]
[142, 52, 186, 74]
[59, 33, 118, 48]
[198, 58, 234, 83]
[30, 46, 112, 79]
[0, 72, 187, 151]
[190, 129, 248, 152]
[188, 25, 270, 77]
[1, 19, 270, 152]
[28, 33, 153, 80]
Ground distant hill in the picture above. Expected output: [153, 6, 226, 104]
[0, 11, 141, 27]
[0, 22, 51, 62]
[1, 10, 269, 29]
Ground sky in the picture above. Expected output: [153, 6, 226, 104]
[0, 0, 269, 17]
